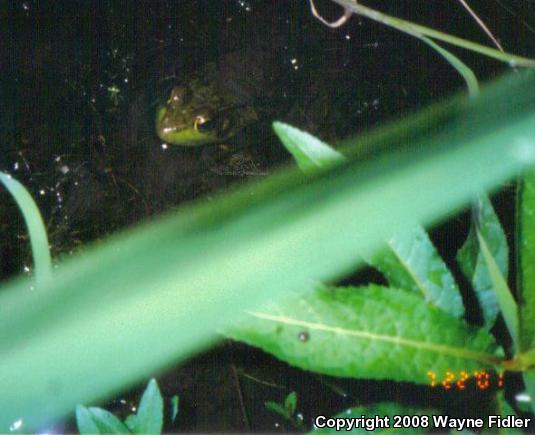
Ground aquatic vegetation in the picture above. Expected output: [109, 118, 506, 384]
[0, 172, 52, 284]
[228, 121, 534, 411]
[1, 71, 535, 431]
[316, 0, 535, 68]
[76, 379, 164, 434]
[265, 391, 304, 429]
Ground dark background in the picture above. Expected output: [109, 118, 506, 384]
[1, 0, 534, 432]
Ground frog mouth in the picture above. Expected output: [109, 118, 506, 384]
[155, 107, 221, 146]
[157, 125, 220, 146]
[155, 104, 238, 146]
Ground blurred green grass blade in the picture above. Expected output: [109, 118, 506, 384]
[0, 71, 535, 430]
[518, 168, 535, 351]
[273, 122, 346, 173]
[368, 226, 465, 318]
[0, 172, 52, 284]
[477, 230, 519, 348]
[457, 195, 509, 329]
[276, 120, 465, 319]
[227, 285, 499, 384]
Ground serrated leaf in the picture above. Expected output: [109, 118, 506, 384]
[273, 122, 346, 173]
[227, 285, 499, 385]
[284, 391, 297, 415]
[278, 127, 462, 320]
[368, 226, 464, 318]
[519, 169, 535, 351]
[312, 402, 434, 433]
[278, 126, 464, 321]
[477, 230, 519, 348]
[457, 195, 508, 329]
[76, 405, 101, 434]
[76, 405, 131, 434]
[134, 379, 163, 434]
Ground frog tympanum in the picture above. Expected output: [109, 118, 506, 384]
[155, 78, 258, 146]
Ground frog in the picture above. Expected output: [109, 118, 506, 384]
[155, 77, 258, 146]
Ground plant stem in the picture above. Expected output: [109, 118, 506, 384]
[329, 0, 535, 68]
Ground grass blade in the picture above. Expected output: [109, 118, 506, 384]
[330, 0, 535, 68]
[0, 172, 52, 284]
[419, 36, 479, 98]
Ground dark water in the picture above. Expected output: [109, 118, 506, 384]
[1, 0, 534, 432]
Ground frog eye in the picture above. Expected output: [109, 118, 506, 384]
[194, 114, 216, 133]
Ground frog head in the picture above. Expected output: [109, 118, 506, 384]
[155, 81, 257, 146]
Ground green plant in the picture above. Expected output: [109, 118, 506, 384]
[225, 122, 535, 424]
[317, 0, 535, 68]
[76, 379, 165, 434]
[0, 172, 52, 284]
[265, 391, 304, 429]
[1, 71, 535, 430]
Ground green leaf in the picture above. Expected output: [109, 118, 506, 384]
[419, 36, 479, 98]
[1, 70, 534, 430]
[227, 284, 499, 385]
[133, 379, 163, 434]
[284, 391, 297, 415]
[0, 171, 52, 284]
[519, 168, 535, 351]
[170, 395, 179, 424]
[368, 226, 464, 318]
[76, 405, 101, 434]
[265, 401, 288, 419]
[273, 122, 346, 173]
[312, 402, 434, 433]
[457, 195, 509, 329]
[477, 230, 519, 348]
[278, 126, 466, 321]
[75, 405, 131, 434]
[125, 414, 138, 432]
